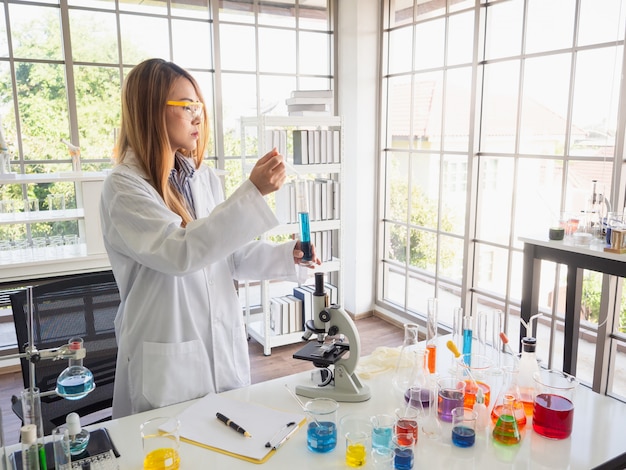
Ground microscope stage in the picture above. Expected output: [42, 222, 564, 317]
[293, 340, 349, 367]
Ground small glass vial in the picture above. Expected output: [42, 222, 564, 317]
[66, 413, 90, 456]
[21, 424, 40, 470]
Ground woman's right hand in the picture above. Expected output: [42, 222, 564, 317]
[249, 148, 286, 196]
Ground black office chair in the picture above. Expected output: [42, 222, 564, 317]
[9, 271, 120, 435]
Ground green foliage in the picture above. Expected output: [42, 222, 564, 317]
[387, 180, 455, 270]
[581, 270, 626, 334]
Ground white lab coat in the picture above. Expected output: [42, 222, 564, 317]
[100, 151, 300, 418]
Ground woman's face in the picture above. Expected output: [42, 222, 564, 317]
[165, 77, 202, 155]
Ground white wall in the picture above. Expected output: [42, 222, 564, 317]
[337, 0, 380, 316]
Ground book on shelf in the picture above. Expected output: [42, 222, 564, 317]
[287, 103, 329, 112]
[286, 294, 303, 332]
[290, 90, 333, 98]
[293, 130, 308, 164]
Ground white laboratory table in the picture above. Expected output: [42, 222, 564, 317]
[6, 347, 626, 469]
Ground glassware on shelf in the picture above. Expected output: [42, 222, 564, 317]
[55, 337, 95, 400]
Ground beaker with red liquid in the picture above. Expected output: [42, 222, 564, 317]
[532, 369, 577, 439]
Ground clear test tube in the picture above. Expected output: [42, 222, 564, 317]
[295, 179, 313, 266]
[462, 315, 473, 362]
[492, 309, 504, 370]
[477, 311, 488, 356]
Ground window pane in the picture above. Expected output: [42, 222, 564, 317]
[447, 10, 474, 66]
[476, 156, 513, 245]
[519, 54, 571, 155]
[409, 228, 437, 272]
[386, 75, 411, 149]
[69, 0, 114, 7]
[416, 0, 446, 21]
[570, 47, 622, 156]
[565, 161, 612, 217]
[119, 0, 166, 15]
[260, 75, 296, 117]
[480, 61, 520, 153]
[385, 151, 409, 222]
[442, 67, 472, 150]
[484, 0, 523, 60]
[0, 7, 8, 57]
[439, 234, 463, 282]
[382, 262, 406, 308]
[120, 15, 169, 64]
[474, 242, 509, 296]
[513, 158, 563, 244]
[578, 0, 626, 47]
[411, 153, 440, 231]
[259, 28, 295, 74]
[299, 0, 329, 31]
[221, 73, 257, 155]
[413, 71, 442, 150]
[388, 25, 413, 75]
[219, 1, 254, 23]
[74, 65, 120, 159]
[259, 0, 296, 28]
[220, 24, 256, 72]
[441, 154, 467, 236]
[173, 19, 212, 69]
[388, 0, 414, 28]
[414, 17, 444, 70]
[16, 62, 69, 160]
[525, 0, 575, 54]
[299, 31, 330, 76]
[9, 5, 63, 60]
[70, 10, 118, 63]
[385, 221, 408, 263]
[172, 0, 210, 19]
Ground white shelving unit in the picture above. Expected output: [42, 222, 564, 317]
[240, 115, 343, 355]
[0, 171, 111, 284]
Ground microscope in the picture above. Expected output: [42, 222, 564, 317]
[292, 272, 371, 402]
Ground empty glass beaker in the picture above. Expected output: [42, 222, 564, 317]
[393, 323, 429, 403]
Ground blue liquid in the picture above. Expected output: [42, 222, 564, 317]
[56, 366, 95, 400]
[307, 421, 337, 453]
[462, 329, 472, 361]
[372, 426, 393, 451]
[393, 447, 414, 470]
[298, 212, 313, 262]
[452, 425, 475, 448]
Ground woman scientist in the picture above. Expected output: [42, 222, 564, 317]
[100, 58, 320, 418]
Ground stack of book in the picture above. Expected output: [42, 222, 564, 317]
[286, 90, 333, 116]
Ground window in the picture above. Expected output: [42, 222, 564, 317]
[379, 0, 626, 402]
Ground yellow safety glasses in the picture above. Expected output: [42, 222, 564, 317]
[166, 101, 204, 121]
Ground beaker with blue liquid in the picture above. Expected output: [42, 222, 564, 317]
[304, 398, 338, 453]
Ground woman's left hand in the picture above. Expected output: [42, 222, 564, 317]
[293, 241, 322, 267]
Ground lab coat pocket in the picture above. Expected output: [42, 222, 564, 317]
[142, 340, 210, 408]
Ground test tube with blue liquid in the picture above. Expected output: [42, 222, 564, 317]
[462, 315, 473, 365]
[296, 179, 314, 266]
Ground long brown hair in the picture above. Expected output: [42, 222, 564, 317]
[116, 58, 209, 226]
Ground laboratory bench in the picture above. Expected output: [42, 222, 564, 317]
[4, 337, 625, 469]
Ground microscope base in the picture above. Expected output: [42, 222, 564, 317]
[295, 365, 371, 402]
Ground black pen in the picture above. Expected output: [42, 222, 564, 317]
[216, 412, 252, 438]
[265, 421, 297, 449]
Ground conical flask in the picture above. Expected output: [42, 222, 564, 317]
[393, 323, 429, 406]
[492, 394, 522, 445]
[491, 364, 526, 429]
